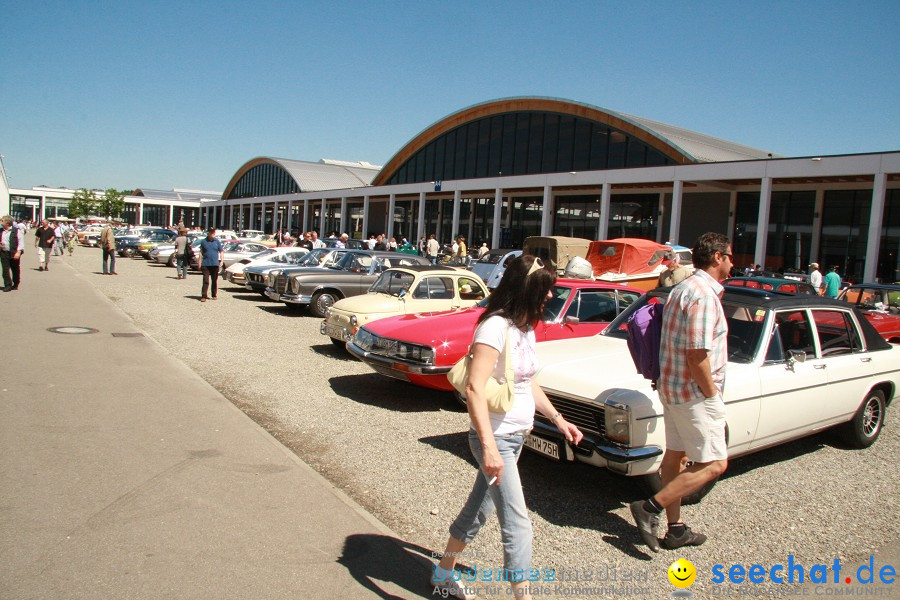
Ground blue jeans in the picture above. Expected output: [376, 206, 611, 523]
[449, 429, 532, 576]
[176, 256, 189, 278]
[102, 248, 116, 273]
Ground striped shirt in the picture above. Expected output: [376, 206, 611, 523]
[657, 269, 728, 405]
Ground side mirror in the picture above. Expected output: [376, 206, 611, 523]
[786, 349, 807, 371]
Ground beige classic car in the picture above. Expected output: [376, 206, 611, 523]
[320, 265, 488, 346]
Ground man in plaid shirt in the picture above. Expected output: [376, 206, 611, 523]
[630, 232, 732, 552]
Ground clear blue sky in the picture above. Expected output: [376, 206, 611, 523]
[2, 0, 898, 192]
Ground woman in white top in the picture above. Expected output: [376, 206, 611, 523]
[432, 255, 583, 600]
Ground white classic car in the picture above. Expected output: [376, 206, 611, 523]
[321, 265, 489, 346]
[530, 287, 898, 503]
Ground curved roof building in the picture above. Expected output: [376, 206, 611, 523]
[373, 97, 778, 185]
[223, 157, 381, 200]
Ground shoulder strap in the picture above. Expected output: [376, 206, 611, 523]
[502, 324, 514, 381]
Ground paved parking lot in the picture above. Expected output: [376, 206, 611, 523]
[59, 247, 900, 597]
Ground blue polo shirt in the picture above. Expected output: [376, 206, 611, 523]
[199, 238, 224, 267]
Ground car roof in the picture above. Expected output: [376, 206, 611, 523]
[844, 283, 900, 291]
[386, 265, 464, 273]
[725, 276, 813, 287]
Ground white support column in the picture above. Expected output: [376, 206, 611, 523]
[362, 195, 370, 239]
[598, 184, 611, 240]
[810, 189, 825, 264]
[451, 190, 461, 241]
[387, 193, 396, 240]
[302, 200, 309, 233]
[492, 188, 503, 248]
[169, 205, 175, 227]
[753, 178, 773, 268]
[726, 191, 738, 242]
[340, 197, 348, 236]
[417, 192, 426, 243]
[320, 197, 327, 235]
[540, 185, 553, 236]
[863, 173, 887, 282]
[285, 201, 292, 234]
[668, 181, 683, 245]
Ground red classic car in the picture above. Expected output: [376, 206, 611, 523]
[838, 283, 900, 344]
[346, 279, 644, 391]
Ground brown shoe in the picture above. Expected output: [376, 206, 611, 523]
[200, 297, 207, 302]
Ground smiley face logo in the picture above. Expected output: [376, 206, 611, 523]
[668, 558, 696, 588]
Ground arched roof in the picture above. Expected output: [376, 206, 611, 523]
[223, 157, 381, 200]
[373, 97, 778, 186]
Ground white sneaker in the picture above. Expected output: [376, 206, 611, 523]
[430, 574, 476, 600]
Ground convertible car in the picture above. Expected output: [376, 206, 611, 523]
[526, 287, 898, 503]
[839, 283, 900, 344]
[347, 279, 643, 390]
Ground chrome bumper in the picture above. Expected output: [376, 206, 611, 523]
[346, 342, 450, 375]
[530, 421, 663, 464]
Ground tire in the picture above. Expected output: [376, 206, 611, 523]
[310, 291, 339, 318]
[634, 467, 718, 506]
[330, 337, 346, 349]
[167, 254, 176, 267]
[838, 390, 886, 448]
[121, 248, 134, 258]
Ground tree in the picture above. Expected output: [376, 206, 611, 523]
[68, 188, 97, 219]
[96, 188, 126, 221]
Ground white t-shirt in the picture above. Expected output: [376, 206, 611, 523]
[472, 315, 537, 435]
[810, 270, 823, 289]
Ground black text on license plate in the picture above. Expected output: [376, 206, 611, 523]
[525, 434, 560, 461]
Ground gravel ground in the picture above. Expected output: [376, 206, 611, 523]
[69, 247, 899, 598]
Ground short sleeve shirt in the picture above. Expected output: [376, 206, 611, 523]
[472, 315, 537, 435]
[199, 238, 224, 267]
[823, 272, 841, 298]
[657, 270, 728, 405]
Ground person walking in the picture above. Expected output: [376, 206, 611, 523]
[173, 228, 191, 280]
[1, 215, 25, 291]
[99, 222, 117, 275]
[432, 255, 583, 600]
[199, 227, 224, 302]
[630, 232, 731, 552]
[822, 265, 841, 298]
[477, 242, 490, 259]
[53, 222, 65, 256]
[426, 234, 440, 265]
[809, 262, 823, 293]
[66, 228, 77, 256]
[34, 220, 55, 272]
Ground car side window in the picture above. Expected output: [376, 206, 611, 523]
[770, 310, 816, 360]
[543, 286, 571, 321]
[458, 277, 486, 300]
[413, 277, 454, 300]
[565, 290, 618, 323]
[812, 310, 862, 356]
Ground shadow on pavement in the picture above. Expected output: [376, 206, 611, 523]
[329, 373, 453, 413]
[338, 534, 435, 599]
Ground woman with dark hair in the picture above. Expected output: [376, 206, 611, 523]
[431, 255, 583, 600]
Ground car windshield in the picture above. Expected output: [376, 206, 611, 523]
[331, 252, 373, 271]
[478, 253, 506, 265]
[603, 292, 767, 364]
[223, 241, 243, 251]
[249, 249, 277, 260]
[370, 270, 415, 295]
[298, 248, 331, 266]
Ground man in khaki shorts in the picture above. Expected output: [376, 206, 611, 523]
[630, 232, 732, 552]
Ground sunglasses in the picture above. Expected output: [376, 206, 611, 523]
[526, 257, 545, 277]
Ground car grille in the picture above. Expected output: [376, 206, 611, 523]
[274, 275, 288, 294]
[246, 273, 262, 283]
[542, 394, 605, 437]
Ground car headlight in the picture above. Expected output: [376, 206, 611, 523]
[350, 315, 358, 326]
[604, 403, 630, 444]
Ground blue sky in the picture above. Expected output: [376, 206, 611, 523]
[2, 0, 898, 192]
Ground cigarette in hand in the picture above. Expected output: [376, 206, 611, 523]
[487, 476, 497, 486]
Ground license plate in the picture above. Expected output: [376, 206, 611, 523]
[524, 434, 560, 461]
[324, 323, 347, 340]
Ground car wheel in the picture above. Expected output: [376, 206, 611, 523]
[167, 254, 176, 267]
[634, 466, 719, 506]
[838, 389, 885, 448]
[330, 337, 347, 349]
[310, 291, 338, 318]
[122, 248, 134, 258]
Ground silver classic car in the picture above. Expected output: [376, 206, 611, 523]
[265, 250, 430, 316]
[529, 287, 898, 503]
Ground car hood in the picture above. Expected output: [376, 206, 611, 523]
[332, 293, 405, 315]
[361, 306, 485, 361]
[536, 335, 649, 395]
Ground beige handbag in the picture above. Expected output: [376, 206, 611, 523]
[447, 326, 515, 413]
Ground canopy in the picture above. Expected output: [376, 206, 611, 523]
[522, 236, 591, 271]
[587, 238, 672, 276]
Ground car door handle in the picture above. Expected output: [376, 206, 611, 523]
[814, 364, 827, 369]
[860, 357, 872, 363]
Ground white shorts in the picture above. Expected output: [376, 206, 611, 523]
[662, 395, 728, 463]
[36, 247, 47, 261]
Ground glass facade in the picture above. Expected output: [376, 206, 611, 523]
[226, 163, 301, 200]
[878, 189, 900, 283]
[764, 191, 816, 273]
[386, 111, 675, 185]
[733, 192, 761, 268]
[820, 190, 871, 282]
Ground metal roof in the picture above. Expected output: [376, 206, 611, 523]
[267, 158, 380, 192]
[132, 188, 222, 202]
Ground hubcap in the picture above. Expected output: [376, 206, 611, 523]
[862, 397, 881, 437]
